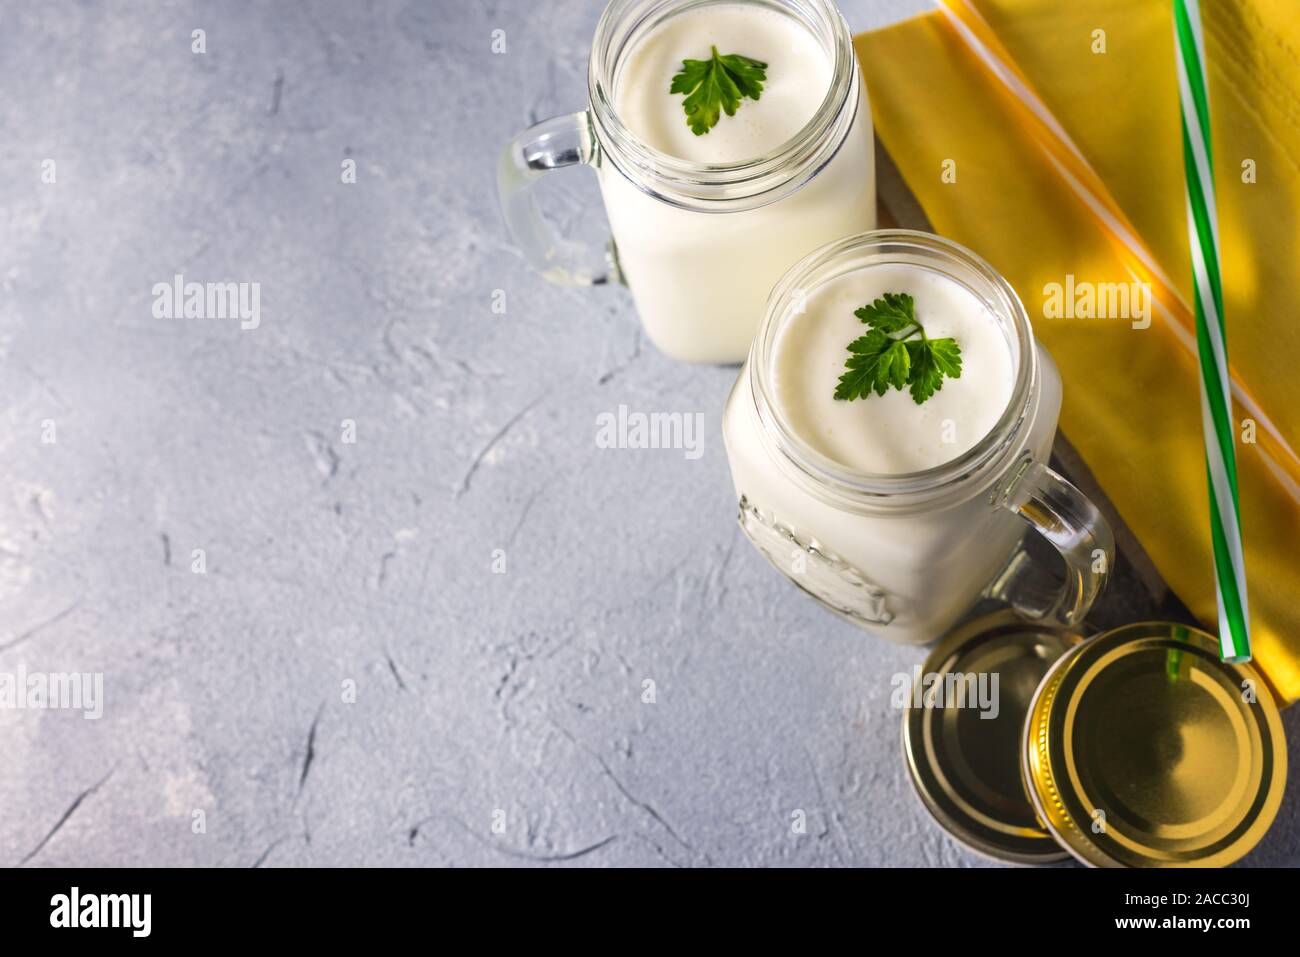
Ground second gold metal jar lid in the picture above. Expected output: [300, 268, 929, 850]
[902, 611, 1287, 867]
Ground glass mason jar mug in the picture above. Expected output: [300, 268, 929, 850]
[722, 231, 1115, 644]
[496, 0, 876, 364]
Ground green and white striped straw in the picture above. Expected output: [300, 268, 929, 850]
[1173, 0, 1250, 663]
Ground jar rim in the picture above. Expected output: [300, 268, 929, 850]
[587, 0, 858, 211]
[748, 230, 1039, 503]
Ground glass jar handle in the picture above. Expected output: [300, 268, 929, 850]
[496, 111, 616, 286]
[988, 454, 1115, 627]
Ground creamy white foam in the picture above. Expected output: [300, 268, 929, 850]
[773, 263, 1015, 474]
[615, 3, 832, 164]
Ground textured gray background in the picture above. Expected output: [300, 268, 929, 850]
[2, 0, 1296, 868]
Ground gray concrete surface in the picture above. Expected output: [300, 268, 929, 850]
[2, 0, 1296, 868]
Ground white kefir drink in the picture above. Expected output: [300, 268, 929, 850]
[615, 5, 831, 164]
[599, 2, 875, 362]
[773, 264, 1015, 474]
[724, 233, 1113, 644]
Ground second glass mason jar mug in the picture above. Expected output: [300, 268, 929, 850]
[722, 231, 1115, 645]
[497, 0, 877, 364]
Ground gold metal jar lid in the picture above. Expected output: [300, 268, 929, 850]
[902, 610, 1085, 863]
[1022, 621, 1287, 868]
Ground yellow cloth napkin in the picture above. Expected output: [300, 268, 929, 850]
[856, 0, 1300, 703]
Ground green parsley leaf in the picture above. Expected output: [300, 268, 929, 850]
[906, 336, 962, 404]
[670, 46, 767, 136]
[853, 293, 916, 335]
[833, 293, 963, 405]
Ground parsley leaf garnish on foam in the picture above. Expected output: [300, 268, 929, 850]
[670, 46, 767, 135]
[834, 293, 963, 405]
